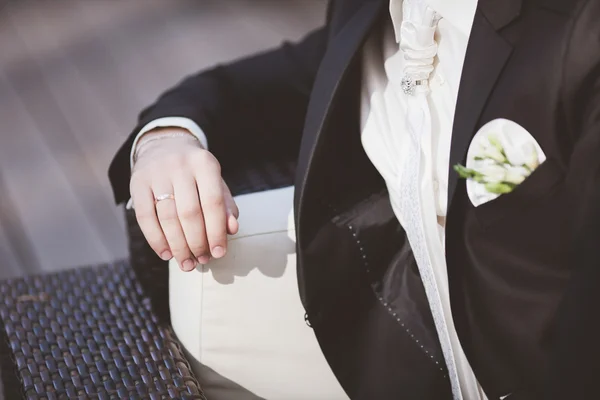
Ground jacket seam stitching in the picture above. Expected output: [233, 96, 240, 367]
[326, 202, 447, 375]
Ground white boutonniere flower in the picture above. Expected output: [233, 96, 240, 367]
[454, 118, 546, 207]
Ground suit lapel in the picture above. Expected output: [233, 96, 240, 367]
[295, 0, 385, 211]
[447, 0, 522, 210]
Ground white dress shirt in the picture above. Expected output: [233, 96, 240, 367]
[129, 1, 488, 398]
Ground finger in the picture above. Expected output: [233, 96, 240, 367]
[130, 178, 171, 260]
[153, 180, 197, 272]
[195, 165, 228, 259]
[172, 172, 211, 264]
[222, 180, 239, 235]
[227, 213, 239, 236]
[222, 179, 239, 218]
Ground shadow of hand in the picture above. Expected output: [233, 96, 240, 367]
[202, 231, 296, 284]
[198, 186, 296, 285]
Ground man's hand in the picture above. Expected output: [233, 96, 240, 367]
[129, 128, 239, 272]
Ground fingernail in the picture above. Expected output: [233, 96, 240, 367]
[182, 259, 197, 271]
[212, 246, 225, 258]
[197, 255, 210, 264]
[160, 250, 172, 260]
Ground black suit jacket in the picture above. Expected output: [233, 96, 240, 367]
[109, 0, 600, 398]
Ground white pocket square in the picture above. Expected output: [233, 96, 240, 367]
[457, 118, 546, 207]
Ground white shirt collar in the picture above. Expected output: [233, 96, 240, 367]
[389, 0, 478, 40]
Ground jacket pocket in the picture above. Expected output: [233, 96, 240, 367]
[472, 158, 564, 228]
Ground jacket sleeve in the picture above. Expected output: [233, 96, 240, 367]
[109, 6, 332, 204]
[546, 0, 600, 397]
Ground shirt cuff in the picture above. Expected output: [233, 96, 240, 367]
[125, 117, 208, 210]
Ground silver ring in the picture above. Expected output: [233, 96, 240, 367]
[155, 193, 175, 204]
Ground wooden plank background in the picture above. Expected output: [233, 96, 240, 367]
[0, 0, 326, 281]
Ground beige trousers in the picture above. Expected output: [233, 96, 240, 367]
[169, 186, 348, 400]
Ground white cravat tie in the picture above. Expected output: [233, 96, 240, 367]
[393, 2, 463, 399]
[399, 0, 439, 95]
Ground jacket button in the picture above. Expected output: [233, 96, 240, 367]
[304, 313, 312, 328]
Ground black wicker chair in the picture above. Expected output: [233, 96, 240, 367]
[0, 159, 296, 399]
